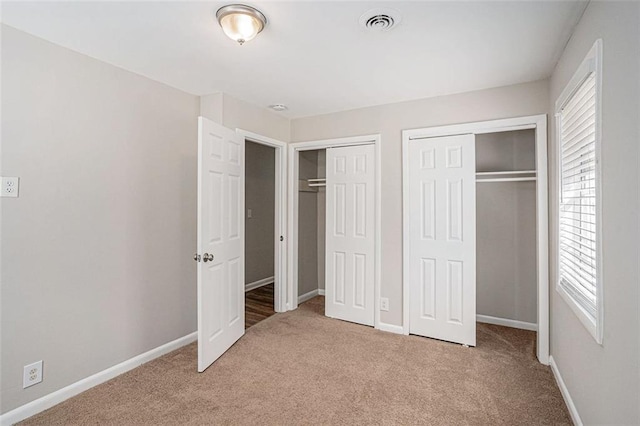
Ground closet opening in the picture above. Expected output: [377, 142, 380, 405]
[402, 115, 549, 364]
[297, 149, 327, 308]
[287, 135, 381, 329]
[475, 130, 538, 336]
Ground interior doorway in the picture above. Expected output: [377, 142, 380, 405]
[238, 130, 288, 329]
[244, 140, 276, 328]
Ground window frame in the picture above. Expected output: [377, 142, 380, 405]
[554, 39, 604, 344]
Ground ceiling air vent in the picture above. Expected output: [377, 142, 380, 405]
[359, 8, 401, 32]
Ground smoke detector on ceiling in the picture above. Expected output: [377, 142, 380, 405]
[359, 8, 401, 32]
[269, 104, 288, 112]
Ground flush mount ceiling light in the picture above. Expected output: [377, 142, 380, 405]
[216, 4, 267, 45]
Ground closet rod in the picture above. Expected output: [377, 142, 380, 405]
[307, 177, 326, 187]
[475, 170, 536, 176]
[476, 177, 537, 183]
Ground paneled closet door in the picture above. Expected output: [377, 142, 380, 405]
[325, 144, 375, 326]
[407, 134, 476, 346]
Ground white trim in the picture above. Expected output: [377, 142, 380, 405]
[288, 134, 381, 332]
[376, 322, 405, 335]
[402, 130, 411, 336]
[553, 39, 604, 345]
[318, 288, 326, 296]
[476, 315, 537, 332]
[0, 332, 197, 426]
[549, 356, 584, 426]
[236, 129, 288, 313]
[298, 289, 319, 304]
[290, 135, 377, 152]
[245, 276, 274, 292]
[535, 115, 550, 364]
[404, 116, 545, 140]
[402, 114, 550, 364]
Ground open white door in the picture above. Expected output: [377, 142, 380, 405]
[197, 117, 244, 372]
[407, 134, 476, 346]
[325, 144, 375, 326]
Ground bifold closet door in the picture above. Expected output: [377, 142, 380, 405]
[407, 134, 476, 346]
[325, 144, 375, 326]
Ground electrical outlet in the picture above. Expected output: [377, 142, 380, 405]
[247, 208, 252, 218]
[23, 361, 43, 388]
[380, 297, 389, 311]
[1, 177, 19, 198]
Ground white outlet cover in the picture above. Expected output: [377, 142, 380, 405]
[23, 360, 43, 388]
[380, 298, 389, 311]
[1, 177, 20, 198]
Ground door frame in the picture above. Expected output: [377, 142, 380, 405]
[236, 129, 287, 313]
[402, 114, 549, 365]
[287, 134, 382, 330]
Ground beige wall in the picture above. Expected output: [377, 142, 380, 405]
[200, 93, 290, 143]
[245, 141, 275, 285]
[548, 2, 640, 424]
[291, 79, 549, 325]
[1, 26, 200, 413]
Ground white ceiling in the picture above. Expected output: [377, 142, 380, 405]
[1, 1, 586, 118]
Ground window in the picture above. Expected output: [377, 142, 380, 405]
[555, 39, 603, 344]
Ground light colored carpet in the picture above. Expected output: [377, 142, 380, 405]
[20, 297, 570, 425]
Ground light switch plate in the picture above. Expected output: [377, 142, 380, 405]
[1, 177, 19, 198]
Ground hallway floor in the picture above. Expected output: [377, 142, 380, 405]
[245, 283, 275, 329]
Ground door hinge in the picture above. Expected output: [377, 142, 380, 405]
[280, 236, 284, 242]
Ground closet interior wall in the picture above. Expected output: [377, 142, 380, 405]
[297, 149, 327, 298]
[475, 130, 537, 325]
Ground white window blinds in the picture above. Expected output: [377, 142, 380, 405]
[558, 73, 598, 322]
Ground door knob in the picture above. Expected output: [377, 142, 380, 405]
[193, 253, 201, 262]
[203, 253, 214, 262]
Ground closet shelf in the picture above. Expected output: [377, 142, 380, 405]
[476, 177, 537, 183]
[476, 170, 536, 176]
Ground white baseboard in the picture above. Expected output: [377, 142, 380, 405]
[549, 355, 583, 426]
[298, 289, 319, 304]
[476, 314, 537, 331]
[0, 332, 197, 426]
[376, 321, 404, 335]
[245, 276, 274, 292]
[298, 288, 325, 303]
